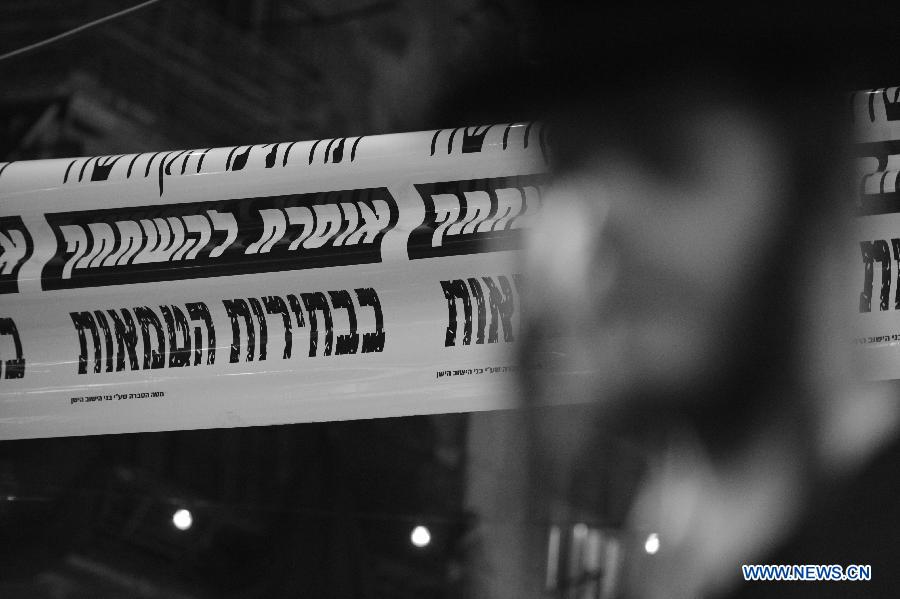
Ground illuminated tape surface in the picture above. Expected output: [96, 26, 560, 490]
[853, 88, 900, 380]
[0, 125, 547, 439]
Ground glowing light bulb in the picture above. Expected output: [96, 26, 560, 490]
[644, 532, 659, 555]
[172, 508, 193, 531]
[410, 525, 431, 548]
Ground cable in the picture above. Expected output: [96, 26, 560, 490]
[0, 0, 166, 63]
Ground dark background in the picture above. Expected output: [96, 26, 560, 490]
[0, 0, 536, 160]
[6, 2, 887, 597]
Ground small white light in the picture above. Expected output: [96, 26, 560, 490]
[172, 508, 193, 531]
[644, 533, 659, 555]
[410, 525, 431, 548]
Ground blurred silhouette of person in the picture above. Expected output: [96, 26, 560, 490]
[476, 2, 900, 598]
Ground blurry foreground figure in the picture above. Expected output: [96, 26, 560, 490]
[510, 4, 900, 599]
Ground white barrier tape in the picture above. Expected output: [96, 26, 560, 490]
[7, 104, 899, 441]
[0, 124, 547, 439]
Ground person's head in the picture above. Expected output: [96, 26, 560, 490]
[515, 4, 877, 451]
[524, 83, 852, 439]
[449, 4, 900, 597]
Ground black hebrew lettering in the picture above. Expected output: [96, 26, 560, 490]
[108, 309, 139, 371]
[355, 288, 385, 353]
[223, 299, 256, 363]
[135, 307, 166, 369]
[462, 126, 492, 153]
[308, 139, 323, 164]
[220, 289, 382, 361]
[67, 144, 327, 194]
[441, 280, 472, 347]
[855, 141, 900, 216]
[282, 143, 297, 166]
[265, 144, 279, 168]
[350, 137, 363, 162]
[306, 137, 362, 164]
[249, 298, 268, 361]
[67, 290, 384, 376]
[0, 317, 25, 379]
[884, 88, 900, 121]
[893, 239, 900, 310]
[430, 127, 492, 155]
[42, 188, 398, 290]
[0, 216, 34, 295]
[94, 310, 114, 373]
[860, 240, 891, 312]
[432, 124, 545, 156]
[483, 276, 516, 343]
[71, 311, 101, 374]
[157, 151, 180, 195]
[186, 302, 216, 365]
[302, 292, 334, 357]
[408, 174, 544, 260]
[160, 305, 191, 368]
[286, 293, 307, 347]
[328, 290, 359, 355]
[90, 156, 122, 181]
[329, 138, 345, 163]
[467, 277, 486, 345]
[71, 303, 216, 374]
[441, 276, 519, 347]
[860, 241, 874, 313]
[856, 238, 900, 314]
[228, 146, 252, 171]
[263, 296, 292, 359]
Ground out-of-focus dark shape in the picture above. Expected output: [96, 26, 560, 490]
[484, 2, 900, 599]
